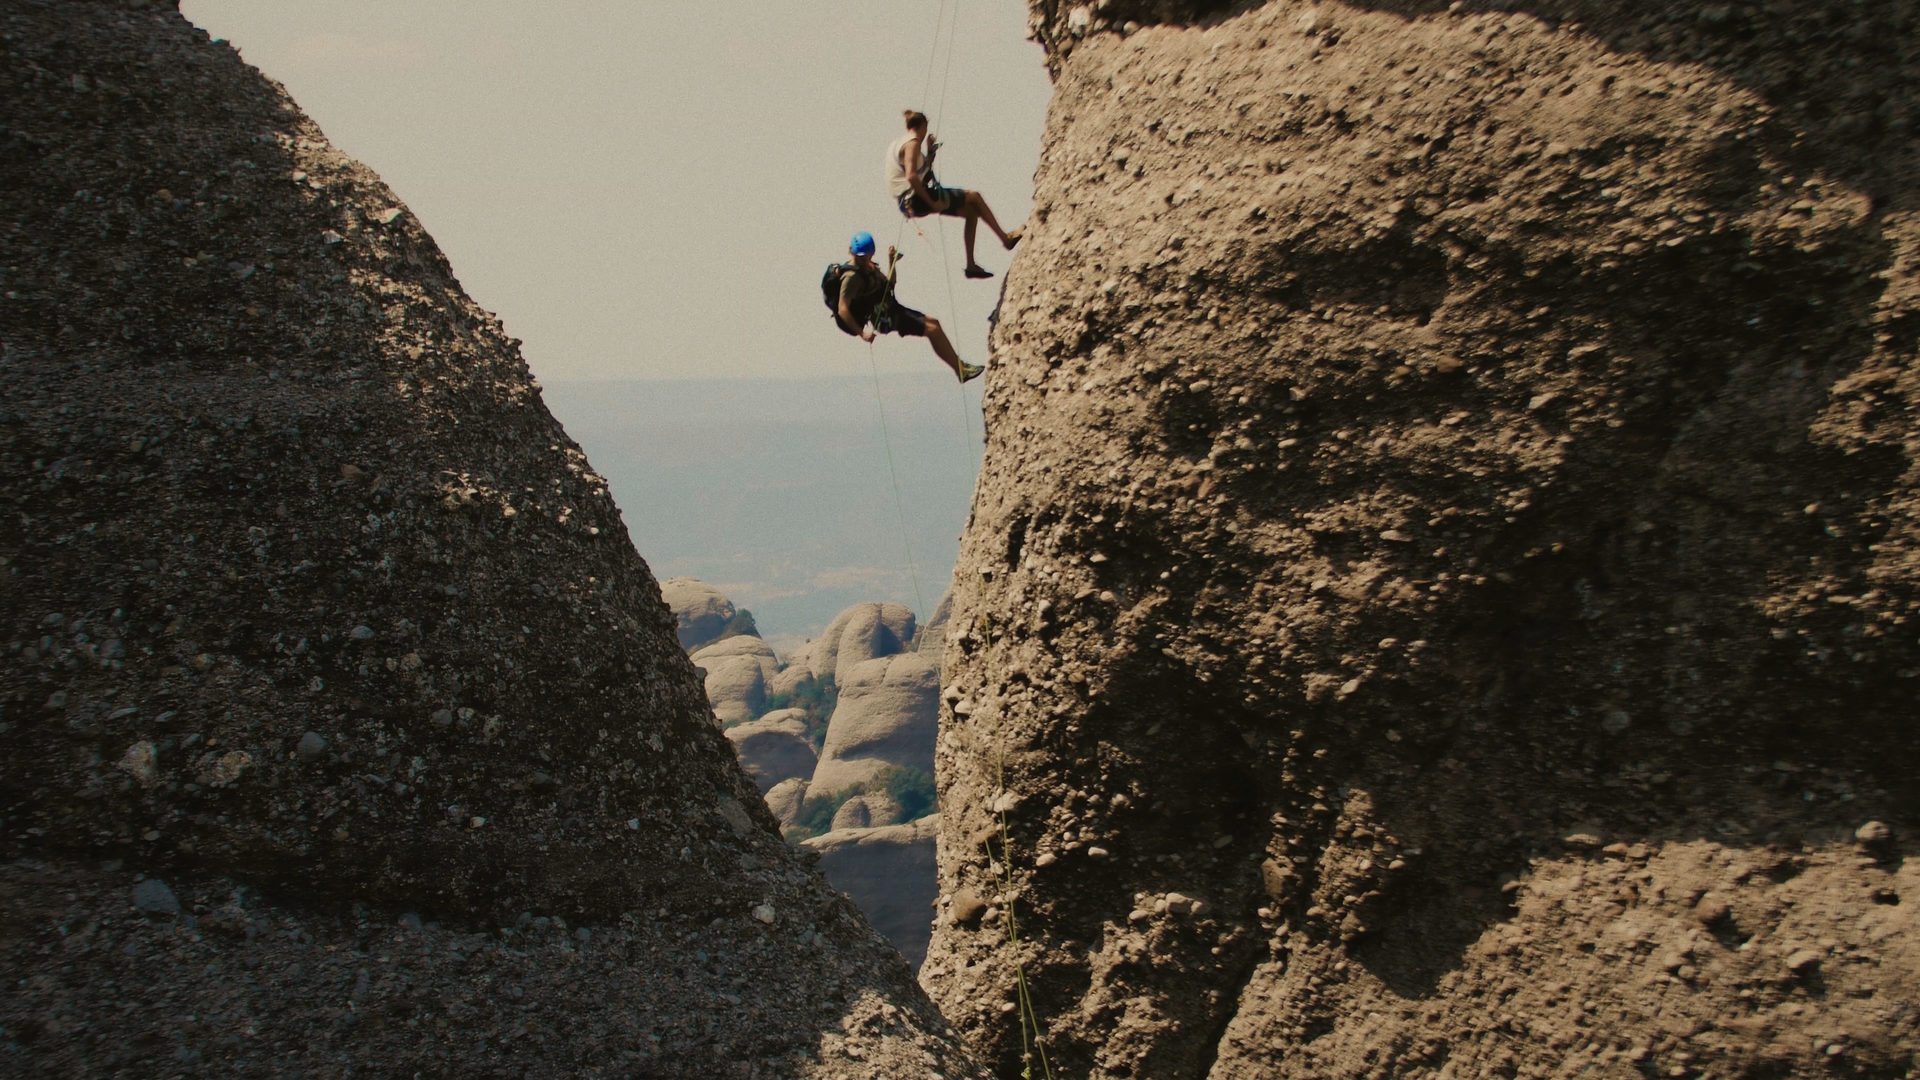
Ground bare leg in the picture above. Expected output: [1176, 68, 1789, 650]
[941, 191, 1015, 270]
[922, 316, 963, 378]
[959, 190, 1012, 248]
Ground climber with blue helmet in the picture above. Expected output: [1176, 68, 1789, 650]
[823, 231, 982, 383]
[888, 110, 1021, 280]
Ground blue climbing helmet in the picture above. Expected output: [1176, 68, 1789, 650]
[850, 231, 876, 257]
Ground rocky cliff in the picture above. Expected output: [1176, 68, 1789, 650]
[928, 2, 1919, 1077]
[0, 3, 980, 1075]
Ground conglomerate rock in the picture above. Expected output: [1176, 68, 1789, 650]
[925, 2, 1920, 1078]
[0, 3, 981, 1076]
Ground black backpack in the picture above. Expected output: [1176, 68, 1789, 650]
[822, 262, 882, 335]
[821, 262, 854, 315]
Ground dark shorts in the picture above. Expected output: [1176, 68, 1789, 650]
[876, 300, 927, 338]
[897, 185, 968, 218]
[836, 300, 927, 339]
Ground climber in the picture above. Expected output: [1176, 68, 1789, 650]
[887, 110, 1022, 280]
[826, 231, 983, 384]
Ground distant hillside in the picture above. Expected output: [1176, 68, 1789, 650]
[545, 375, 981, 651]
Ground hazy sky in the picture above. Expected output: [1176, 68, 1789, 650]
[180, 1, 1054, 384]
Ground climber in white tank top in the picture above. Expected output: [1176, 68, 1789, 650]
[887, 110, 1022, 280]
[885, 131, 930, 200]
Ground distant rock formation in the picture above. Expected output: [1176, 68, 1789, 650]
[917, 587, 954, 654]
[764, 777, 810, 826]
[691, 633, 779, 725]
[804, 816, 941, 971]
[659, 576, 737, 650]
[810, 652, 940, 796]
[674, 585, 946, 968]
[830, 791, 905, 831]
[786, 601, 917, 687]
[725, 709, 817, 793]
[0, 8, 979, 1077]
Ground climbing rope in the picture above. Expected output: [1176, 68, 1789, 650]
[864, 0, 983, 584]
[921, 0, 950, 111]
[980, 612, 1056, 1080]
[867, 339, 928, 619]
[935, 0, 962, 129]
[893, 6, 1049, 1071]
[927, 0, 985, 461]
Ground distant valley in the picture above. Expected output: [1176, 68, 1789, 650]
[545, 374, 982, 651]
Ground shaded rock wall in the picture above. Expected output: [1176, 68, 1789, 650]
[927, 2, 1920, 1077]
[0, 3, 979, 1076]
[804, 816, 942, 971]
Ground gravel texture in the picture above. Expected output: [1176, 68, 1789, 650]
[926, 2, 1919, 1077]
[0, 1, 980, 1075]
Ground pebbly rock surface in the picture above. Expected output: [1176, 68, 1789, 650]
[0, 3, 981, 1077]
[926, 2, 1920, 1078]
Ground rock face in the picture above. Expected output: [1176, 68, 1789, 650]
[692, 633, 779, 725]
[926, 3, 1920, 1078]
[793, 601, 918, 686]
[810, 652, 941, 797]
[725, 709, 818, 792]
[805, 816, 942, 971]
[765, 777, 811, 826]
[830, 791, 906, 832]
[660, 576, 736, 651]
[0, 6, 980, 1077]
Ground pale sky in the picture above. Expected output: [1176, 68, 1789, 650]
[180, 1, 1054, 383]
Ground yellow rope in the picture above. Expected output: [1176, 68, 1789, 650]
[981, 612, 1056, 1079]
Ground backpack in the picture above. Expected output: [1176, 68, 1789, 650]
[821, 262, 854, 315]
[822, 262, 884, 335]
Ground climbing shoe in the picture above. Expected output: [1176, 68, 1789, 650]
[964, 265, 994, 279]
[1003, 227, 1024, 249]
[958, 361, 985, 383]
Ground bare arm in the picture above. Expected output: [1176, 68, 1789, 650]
[902, 138, 943, 208]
